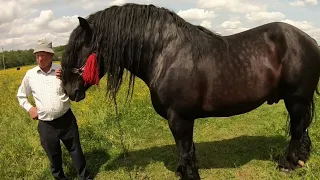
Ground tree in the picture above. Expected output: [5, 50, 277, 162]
[0, 45, 66, 69]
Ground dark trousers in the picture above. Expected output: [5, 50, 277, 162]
[38, 109, 91, 180]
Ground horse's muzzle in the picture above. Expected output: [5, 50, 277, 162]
[74, 90, 85, 102]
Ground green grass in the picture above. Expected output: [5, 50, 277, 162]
[1, 64, 320, 180]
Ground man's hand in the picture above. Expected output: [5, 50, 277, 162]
[56, 69, 62, 80]
[29, 107, 38, 120]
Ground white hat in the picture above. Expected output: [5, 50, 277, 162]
[33, 38, 55, 54]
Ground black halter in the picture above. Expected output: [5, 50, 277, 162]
[71, 62, 86, 76]
[70, 51, 98, 76]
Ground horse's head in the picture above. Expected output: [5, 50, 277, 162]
[61, 17, 99, 102]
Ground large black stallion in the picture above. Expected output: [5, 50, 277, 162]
[61, 3, 320, 179]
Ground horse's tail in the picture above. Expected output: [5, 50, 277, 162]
[313, 59, 320, 125]
[311, 40, 320, 126]
[313, 39, 320, 95]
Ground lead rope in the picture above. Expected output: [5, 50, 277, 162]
[113, 96, 133, 180]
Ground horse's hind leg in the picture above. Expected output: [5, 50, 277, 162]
[279, 92, 314, 171]
[168, 110, 200, 180]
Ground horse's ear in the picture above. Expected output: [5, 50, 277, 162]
[78, 17, 92, 44]
[78, 17, 92, 33]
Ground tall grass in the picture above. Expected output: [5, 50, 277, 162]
[1, 64, 320, 179]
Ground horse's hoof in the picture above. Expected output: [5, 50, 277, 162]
[277, 162, 294, 173]
[175, 171, 182, 179]
[298, 160, 305, 167]
[175, 165, 183, 179]
[175, 174, 182, 179]
[279, 167, 290, 173]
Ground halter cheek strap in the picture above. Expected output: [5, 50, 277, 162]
[71, 63, 86, 76]
[71, 52, 100, 85]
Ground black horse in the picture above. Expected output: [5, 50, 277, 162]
[61, 3, 320, 180]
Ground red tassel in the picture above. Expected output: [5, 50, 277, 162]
[82, 53, 100, 85]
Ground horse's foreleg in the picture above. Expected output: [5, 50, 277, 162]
[168, 110, 200, 180]
[279, 96, 313, 171]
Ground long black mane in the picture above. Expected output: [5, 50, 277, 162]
[62, 3, 226, 99]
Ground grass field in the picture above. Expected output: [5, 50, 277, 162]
[1, 64, 320, 180]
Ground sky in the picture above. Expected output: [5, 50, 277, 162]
[1, 0, 320, 51]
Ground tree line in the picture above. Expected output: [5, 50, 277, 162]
[1, 42, 318, 70]
[0, 45, 66, 69]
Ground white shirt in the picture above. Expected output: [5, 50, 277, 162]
[17, 63, 71, 121]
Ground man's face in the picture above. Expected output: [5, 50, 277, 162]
[35, 51, 53, 69]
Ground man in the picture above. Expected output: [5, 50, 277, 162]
[17, 38, 92, 180]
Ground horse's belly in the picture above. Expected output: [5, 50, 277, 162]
[200, 81, 276, 117]
[200, 65, 280, 117]
[206, 99, 266, 117]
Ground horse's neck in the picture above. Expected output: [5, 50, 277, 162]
[124, 58, 152, 86]
[123, 19, 179, 86]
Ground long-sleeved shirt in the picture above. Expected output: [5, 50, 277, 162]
[17, 63, 71, 121]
